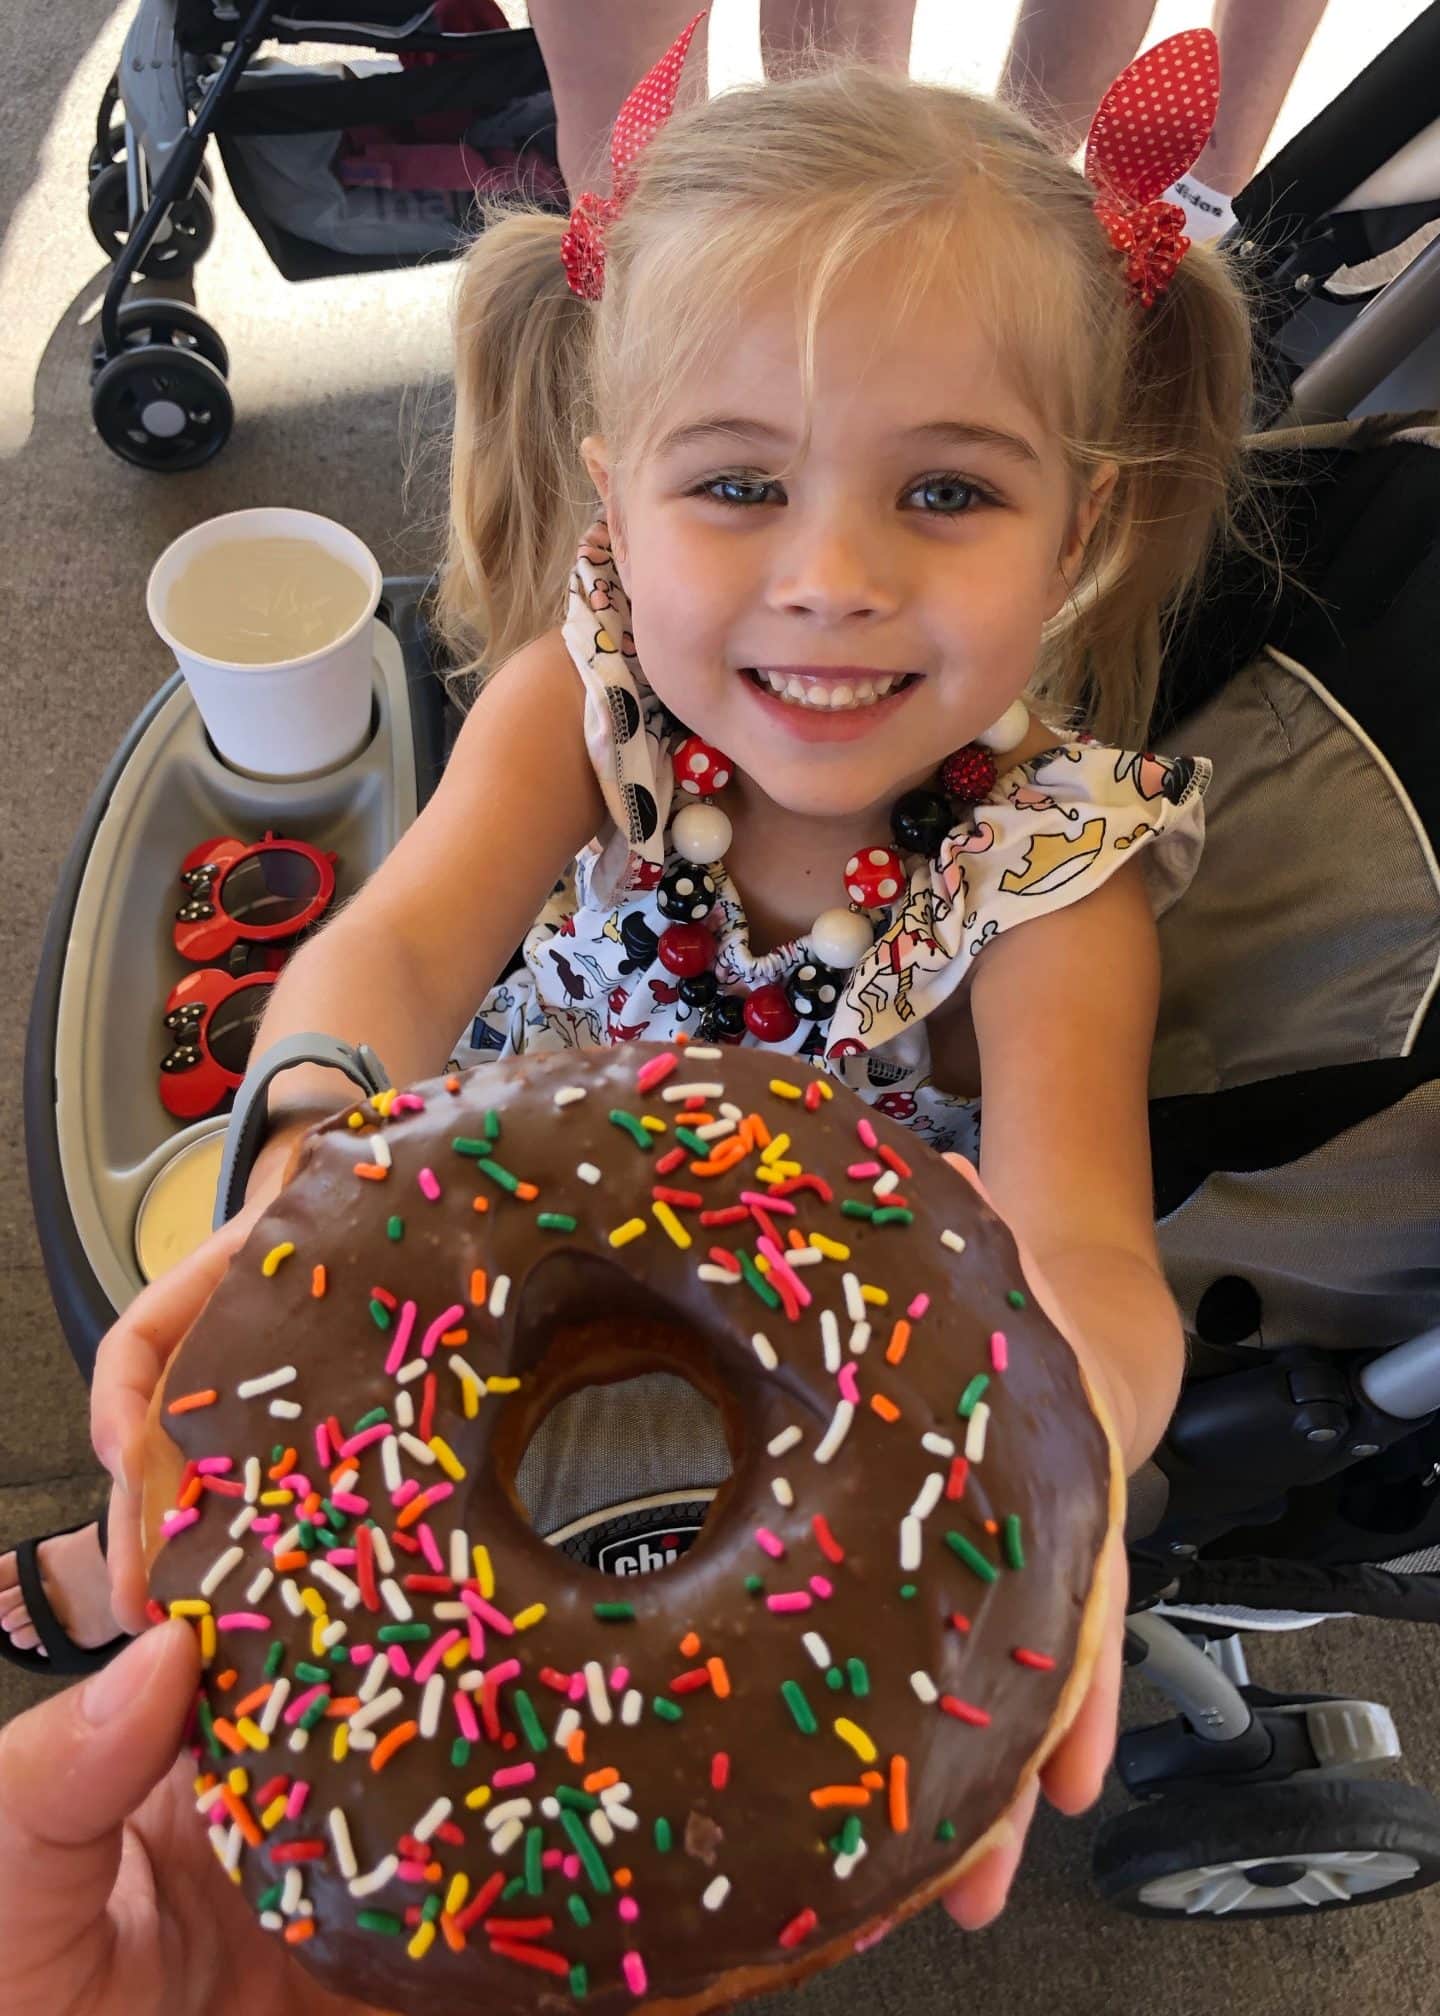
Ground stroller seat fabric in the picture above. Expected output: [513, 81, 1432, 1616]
[1149, 417, 1440, 1360]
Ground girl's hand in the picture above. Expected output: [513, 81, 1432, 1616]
[935, 1152, 1131, 1931]
[92, 1199, 263, 1635]
[93, 1113, 313, 1636]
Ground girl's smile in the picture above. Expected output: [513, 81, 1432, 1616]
[736, 662, 924, 740]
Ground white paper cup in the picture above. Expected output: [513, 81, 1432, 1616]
[147, 508, 383, 780]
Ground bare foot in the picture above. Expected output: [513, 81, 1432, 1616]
[0, 1522, 119, 1657]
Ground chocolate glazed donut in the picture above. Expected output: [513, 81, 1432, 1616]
[143, 1041, 1121, 2016]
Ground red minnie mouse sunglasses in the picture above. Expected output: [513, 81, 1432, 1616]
[159, 831, 340, 1119]
[174, 831, 338, 971]
[159, 966, 277, 1121]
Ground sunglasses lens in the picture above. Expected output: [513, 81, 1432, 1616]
[209, 982, 273, 1076]
[221, 847, 324, 930]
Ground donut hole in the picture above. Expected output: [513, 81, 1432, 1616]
[488, 1284, 745, 1577]
[487, 1258, 806, 1582]
[515, 1371, 732, 1572]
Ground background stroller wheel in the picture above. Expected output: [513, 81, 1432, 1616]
[92, 300, 230, 384]
[87, 127, 213, 192]
[91, 346, 233, 472]
[1092, 1779, 1440, 1919]
[87, 69, 213, 192]
[93, 68, 120, 169]
[87, 166, 215, 280]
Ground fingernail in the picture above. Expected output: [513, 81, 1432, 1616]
[81, 1621, 165, 1726]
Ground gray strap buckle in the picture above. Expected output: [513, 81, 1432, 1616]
[214, 1035, 392, 1230]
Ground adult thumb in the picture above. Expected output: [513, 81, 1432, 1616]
[0, 1621, 199, 1997]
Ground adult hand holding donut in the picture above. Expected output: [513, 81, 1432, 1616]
[936, 1152, 1131, 1934]
[0, 1620, 385, 2016]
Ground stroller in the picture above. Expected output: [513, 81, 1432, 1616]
[86, 0, 562, 469]
[28, 0, 1440, 1922]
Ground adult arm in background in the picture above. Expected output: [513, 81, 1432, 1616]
[528, 0, 917, 199]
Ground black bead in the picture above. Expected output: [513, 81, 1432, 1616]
[618, 913, 660, 974]
[657, 861, 718, 922]
[698, 994, 747, 1043]
[672, 970, 718, 1025]
[890, 788, 953, 858]
[786, 960, 845, 1019]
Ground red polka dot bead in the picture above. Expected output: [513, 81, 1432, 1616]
[844, 847, 905, 908]
[672, 733, 733, 797]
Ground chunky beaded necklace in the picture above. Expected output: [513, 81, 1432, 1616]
[621, 699, 1033, 1047]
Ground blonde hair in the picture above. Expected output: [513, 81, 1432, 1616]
[433, 61, 1256, 745]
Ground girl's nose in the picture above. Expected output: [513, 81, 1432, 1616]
[764, 515, 900, 623]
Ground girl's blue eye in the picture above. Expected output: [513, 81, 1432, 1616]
[700, 476, 776, 508]
[692, 473, 994, 513]
[907, 475, 985, 514]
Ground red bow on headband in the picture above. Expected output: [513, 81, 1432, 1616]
[1084, 28, 1222, 308]
[560, 16, 1218, 311]
[560, 10, 707, 301]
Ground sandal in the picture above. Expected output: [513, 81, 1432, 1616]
[0, 1504, 127, 1679]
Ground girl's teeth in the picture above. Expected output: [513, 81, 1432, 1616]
[756, 670, 899, 710]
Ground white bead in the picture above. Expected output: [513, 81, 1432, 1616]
[670, 803, 733, 865]
[810, 907, 874, 970]
[975, 699, 1030, 753]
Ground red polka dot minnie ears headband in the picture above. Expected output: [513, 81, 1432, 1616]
[1085, 26, 1222, 309]
[560, 16, 1221, 312]
[559, 10, 707, 301]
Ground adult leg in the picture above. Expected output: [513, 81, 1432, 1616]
[528, 0, 711, 198]
[998, 0, 1157, 153]
[1203, 0, 1329, 194]
[759, 0, 916, 74]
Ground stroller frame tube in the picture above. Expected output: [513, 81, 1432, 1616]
[100, 0, 277, 362]
[1281, 229, 1440, 424]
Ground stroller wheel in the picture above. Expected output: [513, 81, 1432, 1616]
[1092, 1778, 1440, 1919]
[87, 127, 213, 193]
[87, 165, 215, 280]
[92, 300, 230, 383]
[91, 345, 233, 472]
[93, 69, 121, 169]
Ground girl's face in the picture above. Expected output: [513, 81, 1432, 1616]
[584, 249, 1113, 822]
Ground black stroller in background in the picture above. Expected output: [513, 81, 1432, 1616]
[87, 0, 560, 468]
[38, 0, 1440, 1924]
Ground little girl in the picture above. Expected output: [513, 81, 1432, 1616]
[5, 23, 1250, 1914]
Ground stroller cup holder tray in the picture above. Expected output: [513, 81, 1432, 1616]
[25, 585, 445, 1368]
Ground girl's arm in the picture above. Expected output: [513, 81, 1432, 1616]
[967, 862, 1185, 1475]
[247, 631, 605, 1192]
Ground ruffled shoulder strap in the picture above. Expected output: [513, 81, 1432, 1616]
[825, 737, 1212, 1059]
[561, 518, 675, 903]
